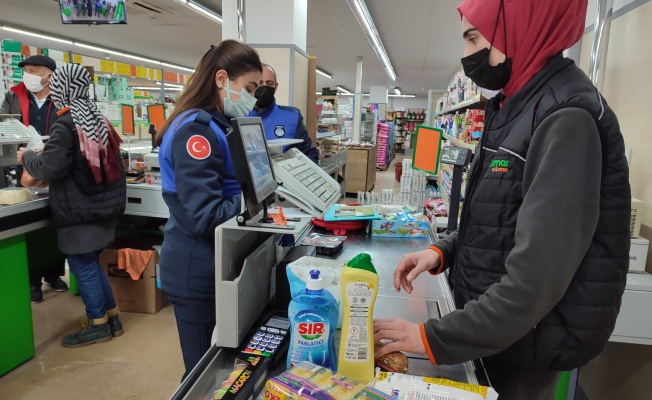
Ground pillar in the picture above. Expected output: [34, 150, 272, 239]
[353, 56, 363, 142]
[223, 0, 309, 115]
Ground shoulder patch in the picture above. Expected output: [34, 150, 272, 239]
[186, 135, 211, 160]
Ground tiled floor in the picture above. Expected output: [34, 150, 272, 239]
[0, 154, 405, 400]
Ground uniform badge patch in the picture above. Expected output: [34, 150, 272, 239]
[274, 125, 285, 137]
[186, 135, 211, 160]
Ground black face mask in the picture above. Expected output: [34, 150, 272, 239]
[461, 48, 512, 90]
[461, 0, 512, 91]
[255, 85, 276, 109]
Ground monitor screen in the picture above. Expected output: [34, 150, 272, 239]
[59, 0, 128, 24]
[240, 123, 275, 202]
[226, 117, 278, 221]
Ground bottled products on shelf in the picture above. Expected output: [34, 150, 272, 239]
[376, 122, 390, 169]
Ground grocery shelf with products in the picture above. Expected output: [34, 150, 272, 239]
[391, 108, 426, 153]
[431, 70, 487, 219]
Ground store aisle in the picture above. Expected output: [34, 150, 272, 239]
[0, 156, 407, 400]
[341, 154, 404, 203]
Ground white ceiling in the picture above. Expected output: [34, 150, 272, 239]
[0, 0, 601, 98]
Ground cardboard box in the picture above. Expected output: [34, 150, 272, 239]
[99, 239, 164, 314]
[368, 205, 430, 238]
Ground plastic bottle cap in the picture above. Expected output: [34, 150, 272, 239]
[346, 253, 377, 274]
[306, 269, 323, 291]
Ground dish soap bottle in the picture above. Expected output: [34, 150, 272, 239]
[287, 269, 338, 370]
[337, 253, 379, 383]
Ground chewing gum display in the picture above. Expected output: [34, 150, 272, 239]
[214, 354, 268, 400]
[214, 360, 251, 399]
[264, 361, 393, 400]
[373, 372, 498, 400]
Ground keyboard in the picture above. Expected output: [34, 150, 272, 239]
[0, 120, 37, 143]
[272, 148, 340, 214]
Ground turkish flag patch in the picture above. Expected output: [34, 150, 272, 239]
[186, 135, 211, 160]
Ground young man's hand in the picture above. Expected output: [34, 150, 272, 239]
[374, 319, 426, 358]
[393, 249, 440, 294]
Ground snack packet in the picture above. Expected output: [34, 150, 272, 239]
[373, 372, 498, 400]
[264, 361, 394, 400]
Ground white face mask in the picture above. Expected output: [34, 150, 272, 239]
[223, 77, 257, 118]
[23, 72, 49, 93]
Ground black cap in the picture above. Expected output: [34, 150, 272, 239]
[18, 55, 56, 72]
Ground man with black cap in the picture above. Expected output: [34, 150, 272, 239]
[0, 54, 68, 302]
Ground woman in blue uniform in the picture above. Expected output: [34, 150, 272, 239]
[155, 40, 262, 378]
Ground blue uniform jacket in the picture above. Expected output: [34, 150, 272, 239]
[251, 102, 319, 163]
[158, 109, 241, 300]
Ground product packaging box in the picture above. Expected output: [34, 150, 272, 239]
[368, 205, 430, 238]
[99, 235, 164, 314]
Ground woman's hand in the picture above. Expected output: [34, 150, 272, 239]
[374, 319, 426, 358]
[393, 249, 440, 294]
[17, 147, 28, 165]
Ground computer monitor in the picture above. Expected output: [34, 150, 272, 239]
[227, 117, 292, 229]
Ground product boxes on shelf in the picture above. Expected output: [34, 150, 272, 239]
[99, 235, 164, 314]
[368, 205, 429, 238]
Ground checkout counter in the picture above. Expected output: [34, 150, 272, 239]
[171, 218, 488, 399]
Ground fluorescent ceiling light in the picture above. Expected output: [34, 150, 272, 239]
[161, 62, 195, 73]
[388, 94, 416, 98]
[346, 0, 397, 81]
[336, 86, 351, 95]
[316, 68, 333, 79]
[1, 26, 73, 45]
[155, 81, 184, 88]
[133, 86, 183, 91]
[188, 1, 223, 24]
[122, 53, 161, 65]
[74, 43, 123, 56]
[316, 92, 322, 95]
[2, 25, 195, 74]
[341, 93, 370, 97]
[394, 88, 401, 95]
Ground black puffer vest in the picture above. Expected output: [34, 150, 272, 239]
[453, 56, 631, 372]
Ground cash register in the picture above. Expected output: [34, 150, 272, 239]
[0, 119, 37, 188]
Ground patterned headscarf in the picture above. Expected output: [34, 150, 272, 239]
[49, 64, 122, 183]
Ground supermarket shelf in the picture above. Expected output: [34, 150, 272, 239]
[406, 119, 425, 122]
[317, 131, 338, 139]
[443, 133, 478, 153]
[320, 110, 336, 115]
[435, 94, 487, 117]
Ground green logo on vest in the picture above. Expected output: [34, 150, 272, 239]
[490, 159, 510, 173]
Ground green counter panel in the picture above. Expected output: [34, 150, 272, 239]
[0, 234, 35, 376]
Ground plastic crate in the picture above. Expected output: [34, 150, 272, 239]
[631, 198, 645, 237]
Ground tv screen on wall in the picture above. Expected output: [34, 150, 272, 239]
[59, 0, 128, 24]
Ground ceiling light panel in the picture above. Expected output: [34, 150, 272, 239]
[346, 0, 397, 81]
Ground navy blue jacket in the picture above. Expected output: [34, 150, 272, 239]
[158, 109, 241, 300]
[251, 102, 319, 163]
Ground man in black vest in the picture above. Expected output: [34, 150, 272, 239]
[0, 55, 68, 302]
[374, 1, 631, 399]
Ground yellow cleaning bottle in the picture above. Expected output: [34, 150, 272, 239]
[337, 253, 378, 384]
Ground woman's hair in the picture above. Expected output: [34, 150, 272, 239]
[155, 40, 262, 145]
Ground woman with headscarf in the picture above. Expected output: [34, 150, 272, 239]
[18, 63, 127, 348]
[374, 0, 630, 398]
